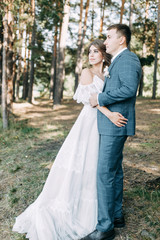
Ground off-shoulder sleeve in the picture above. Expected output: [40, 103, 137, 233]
[73, 82, 101, 105]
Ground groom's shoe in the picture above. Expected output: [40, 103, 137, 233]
[114, 216, 125, 228]
[81, 229, 115, 240]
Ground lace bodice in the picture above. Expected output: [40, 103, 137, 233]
[73, 75, 104, 105]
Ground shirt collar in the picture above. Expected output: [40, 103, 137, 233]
[111, 47, 127, 63]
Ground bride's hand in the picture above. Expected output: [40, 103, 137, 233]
[108, 112, 128, 127]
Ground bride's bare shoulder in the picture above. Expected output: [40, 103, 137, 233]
[80, 68, 93, 85]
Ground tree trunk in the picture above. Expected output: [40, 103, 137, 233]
[22, 30, 29, 100]
[50, 1, 63, 101]
[74, 0, 90, 92]
[16, 7, 23, 101]
[78, 0, 90, 70]
[26, 31, 32, 100]
[74, 0, 83, 92]
[28, 0, 36, 103]
[2, 5, 8, 129]
[22, 53, 28, 100]
[152, 0, 160, 99]
[50, 25, 58, 100]
[12, 54, 16, 101]
[12, 17, 17, 101]
[99, 0, 105, 37]
[120, 0, 125, 24]
[0, 13, 3, 104]
[91, 0, 95, 41]
[138, 0, 149, 97]
[16, 54, 21, 100]
[7, 1, 14, 110]
[54, 0, 70, 105]
[128, 0, 134, 50]
[142, 0, 149, 58]
[50, 45, 54, 100]
[138, 73, 143, 97]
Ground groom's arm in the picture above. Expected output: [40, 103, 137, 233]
[98, 56, 141, 107]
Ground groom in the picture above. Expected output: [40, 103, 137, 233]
[82, 24, 142, 240]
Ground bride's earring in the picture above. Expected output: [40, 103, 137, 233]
[103, 59, 105, 62]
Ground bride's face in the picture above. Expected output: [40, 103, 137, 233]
[88, 45, 103, 65]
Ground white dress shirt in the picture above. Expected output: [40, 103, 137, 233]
[111, 47, 127, 63]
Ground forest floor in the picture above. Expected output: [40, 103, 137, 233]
[0, 97, 160, 240]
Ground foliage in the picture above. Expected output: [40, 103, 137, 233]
[140, 54, 155, 67]
[37, 0, 64, 30]
[34, 30, 52, 88]
[65, 46, 77, 75]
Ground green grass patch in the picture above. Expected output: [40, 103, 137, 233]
[125, 186, 160, 202]
[124, 186, 160, 239]
[0, 116, 64, 240]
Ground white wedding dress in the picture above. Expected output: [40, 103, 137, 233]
[12, 75, 104, 240]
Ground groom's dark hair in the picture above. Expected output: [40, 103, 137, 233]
[107, 24, 131, 46]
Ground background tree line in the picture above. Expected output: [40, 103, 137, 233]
[0, 0, 160, 129]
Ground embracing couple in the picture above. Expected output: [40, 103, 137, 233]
[13, 24, 142, 240]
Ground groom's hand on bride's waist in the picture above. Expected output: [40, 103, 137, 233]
[89, 93, 98, 107]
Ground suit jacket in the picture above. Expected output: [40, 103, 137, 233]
[98, 49, 142, 136]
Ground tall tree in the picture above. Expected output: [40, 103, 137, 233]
[79, 0, 90, 64]
[152, 0, 160, 99]
[7, 0, 14, 108]
[50, 25, 58, 100]
[16, 5, 25, 100]
[12, 16, 18, 101]
[28, 0, 36, 103]
[138, 0, 149, 96]
[128, 0, 134, 50]
[25, 31, 32, 100]
[22, 30, 28, 100]
[12, 54, 16, 101]
[54, 0, 70, 105]
[120, 0, 125, 23]
[74, 0, 83, 92]
[0, 13, 3, 104]
[91, 0, 95, 40]
[74, 0, 90, 91]
[99, 0, 105, 37]
[2, 3, 8, 128]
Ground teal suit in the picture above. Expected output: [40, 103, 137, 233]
[96, 49, 142, 231]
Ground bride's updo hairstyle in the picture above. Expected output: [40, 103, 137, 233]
[88, 39, 111, 67]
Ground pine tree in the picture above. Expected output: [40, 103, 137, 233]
[28, 0, 36, 103]
[0, 13, 3, 104]
[120, 0, 125, 23]
[138, 0, 149, 96]
[54, 0, 70, 105]
[74, 0, 90, 92]
[74, 0, 83, 92]
[2, 3, 8, 128]
[152, 0, 160, 99]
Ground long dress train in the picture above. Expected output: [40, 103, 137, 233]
[12, 75, 104, 240]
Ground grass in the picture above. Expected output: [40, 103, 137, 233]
[0, 117, 69, 240]
[0, 98, 160, 240]
[124, 187, 160, 239]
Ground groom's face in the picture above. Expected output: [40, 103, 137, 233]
[104, 29, 122, 56]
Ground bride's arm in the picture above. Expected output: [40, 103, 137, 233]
[97, 105, 128, 127]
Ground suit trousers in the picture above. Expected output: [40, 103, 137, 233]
[96, 135, 127, 232]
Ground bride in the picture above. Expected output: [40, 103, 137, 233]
[12, 39, 127, 240]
